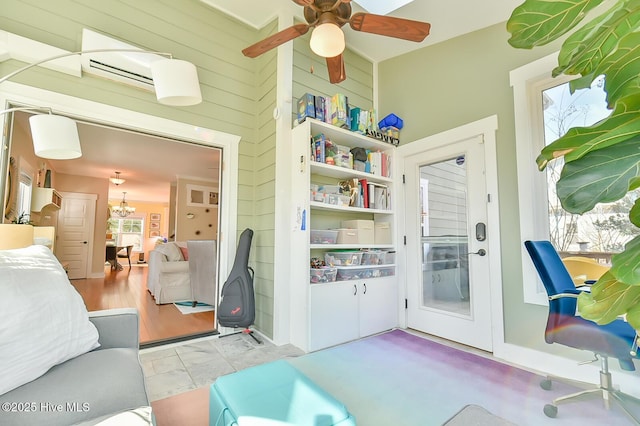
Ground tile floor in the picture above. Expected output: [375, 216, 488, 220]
[140, 332, 304, 401]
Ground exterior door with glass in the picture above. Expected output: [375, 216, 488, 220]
[404, 135, 492, 351]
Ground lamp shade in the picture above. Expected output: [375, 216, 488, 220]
[310, 23, 345, 58]
[29, 114, 82, 159]
[151, 59, 202, 106]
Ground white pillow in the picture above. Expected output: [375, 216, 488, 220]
[155, 242, 183, 262]
[0, 245, 99, 395]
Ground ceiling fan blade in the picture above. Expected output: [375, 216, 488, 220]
[291, 0, 314, 6]
[349, 13, 431, 42]
[326, 54, 346, 84]
[242, 24, 310, 58]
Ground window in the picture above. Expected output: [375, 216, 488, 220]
[16, 171, 32, 223]
[511, 53, 636, 304]
[107, 217, 144, 251]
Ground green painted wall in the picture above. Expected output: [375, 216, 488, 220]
[378, 22, 567, 354]
[0, 0, 270, 331]
[251, 20, 278, 338]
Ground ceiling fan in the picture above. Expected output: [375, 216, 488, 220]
[241, 0, 431, 84]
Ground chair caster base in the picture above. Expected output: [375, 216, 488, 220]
[544, 404, 558, 418]
[540, 379, 552, 391]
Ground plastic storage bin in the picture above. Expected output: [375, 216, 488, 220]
[336, 267, 365, 281]
[325, 251, 363, 266]
[361, 251, 384, 265]
[310, 230, 339, 244]
[336, 266, 395, 281]
[310, 267, 337, 283]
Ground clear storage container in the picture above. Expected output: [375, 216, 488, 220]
[310, 230, 339, 244]
[325, 251, 363, 266]
[310, 267, 337, 283]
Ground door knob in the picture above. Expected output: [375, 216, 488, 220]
[467, 249, 486, 256]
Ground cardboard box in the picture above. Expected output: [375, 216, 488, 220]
[342, 220, 374, 244]
[336, 228, 358, 244]
[375, 222, 392, 244]
[331, 93, 349, 128]
[297, 93, 315, 122]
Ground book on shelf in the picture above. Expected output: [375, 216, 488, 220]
[359, 179, 369, 208]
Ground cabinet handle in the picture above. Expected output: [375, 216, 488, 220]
[363, 283, 367, 294]
[353, 284, 357, 296]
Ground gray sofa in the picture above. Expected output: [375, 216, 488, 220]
[0, 308, 152, 426]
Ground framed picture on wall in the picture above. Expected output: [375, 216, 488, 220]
[149, 230, 160, 238]
[150, 213, 161, 221]
[150, 221, 160, 230]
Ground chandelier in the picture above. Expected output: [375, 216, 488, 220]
[112, 192, 136, 217]
[109, 171, 125, 186]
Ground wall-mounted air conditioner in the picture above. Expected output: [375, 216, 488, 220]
[80, 28, 164, 91]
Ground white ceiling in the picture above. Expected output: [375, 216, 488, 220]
[14, 112, 220, 204]
[201, 0, 522, 62]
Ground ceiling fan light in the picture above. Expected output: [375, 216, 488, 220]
[29, 114, 82, 160]
[310, 23, 345, 58]
[150, 59, 203, 106]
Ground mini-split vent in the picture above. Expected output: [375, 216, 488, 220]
[86, 58, 154, 87]
[80, 28, 163, 92]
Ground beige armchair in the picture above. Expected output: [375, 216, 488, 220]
[147, 242, 191, 304]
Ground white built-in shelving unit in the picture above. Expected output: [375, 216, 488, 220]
[289, 118, 399, 352]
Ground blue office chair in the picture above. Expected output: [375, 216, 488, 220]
[524, 240, 640, 421]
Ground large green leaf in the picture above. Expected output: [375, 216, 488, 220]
[592, 32, 640, 105]
[625, 302, 640, 330]
[555, 136, 640, 213]
[507, 0, 604, 48]
[630, 198, 640, 227]
[578, 270, 640, 324]
[610, 235, 640, 284]
[537, 92, 640, 169]
[554, 0, 640, 77]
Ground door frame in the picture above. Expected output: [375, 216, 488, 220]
[0, 81, 240, 292]
[396, 115, 504, 349]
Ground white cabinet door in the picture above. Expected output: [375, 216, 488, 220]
[359, 277, 398, 337]
[310, 281, 359, 351]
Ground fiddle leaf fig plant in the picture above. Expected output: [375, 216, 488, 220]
[507, 0, 640, 330]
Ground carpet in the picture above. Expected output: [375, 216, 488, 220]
[443, 404, 515, 426]
[287, 329, 634, 425]
[151, 330, 634, 425]
[173, 301, 215, 315]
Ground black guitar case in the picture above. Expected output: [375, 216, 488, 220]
[218, 228, 255, 329]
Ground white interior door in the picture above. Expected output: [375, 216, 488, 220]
[404, 135, 493, 351]
[56, 192, 96, 279]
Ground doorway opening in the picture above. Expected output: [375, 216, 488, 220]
[0, 83, 241, 346]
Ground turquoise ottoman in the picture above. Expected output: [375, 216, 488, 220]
[210, 360, 356, 426]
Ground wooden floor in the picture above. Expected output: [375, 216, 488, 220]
[70, 265, 215, 344]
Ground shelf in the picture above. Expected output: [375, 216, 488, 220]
[310, 201, 392, 215]
[302, 118, 395, 152]
[310, 162, 392, 183]
[31, 188, 62, 212]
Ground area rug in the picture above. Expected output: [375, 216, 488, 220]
[287, 329, 634, 425]
[173, 301, 214, 315]
[151, 329, 634, 425]
[443, 404, 515, 426]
